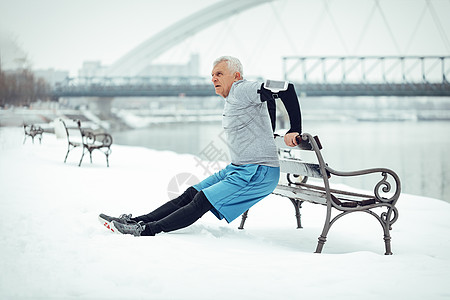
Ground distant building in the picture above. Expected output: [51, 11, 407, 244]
[138, 54, 200, 77]
[34, 69, 69, 86]
[78, 61, 108, 78]
[77, 53, 200, 78]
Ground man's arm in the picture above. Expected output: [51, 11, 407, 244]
[259, 82, 302, 146]
[278, 83, 301, 146]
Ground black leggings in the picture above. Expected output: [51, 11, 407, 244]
[132, 187, 213, 236]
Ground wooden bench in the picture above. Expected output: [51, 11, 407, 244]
[60, 119, 113, 167]
[238, 133, 401, 255]
[23, 124, 44, 144]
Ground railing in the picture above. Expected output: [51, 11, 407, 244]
[51, 57, 450, 98]
[284, 56, 450, 97]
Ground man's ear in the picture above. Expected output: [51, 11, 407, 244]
[234, 72, 241, 81]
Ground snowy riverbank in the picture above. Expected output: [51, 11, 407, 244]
[1, 127, 449, 299]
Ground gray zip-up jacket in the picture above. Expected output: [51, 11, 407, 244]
[222, 80, 279, 167]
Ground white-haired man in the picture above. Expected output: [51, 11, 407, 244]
[99, 56, 302, 236]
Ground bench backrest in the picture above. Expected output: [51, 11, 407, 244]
[24, 124, 43, 135]
[23, 124, 32, 135]
[279, 159, 323, 179]
[60, 119, 83, 144]
[275, 134, 329, 180]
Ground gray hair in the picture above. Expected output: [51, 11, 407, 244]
[213, 56, 244, 78]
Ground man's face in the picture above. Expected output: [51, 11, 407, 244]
[211, 61, 239, 98]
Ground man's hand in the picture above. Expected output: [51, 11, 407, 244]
[284, 132, 300, 147]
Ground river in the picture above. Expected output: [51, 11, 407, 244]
[112, 117, 450, 202]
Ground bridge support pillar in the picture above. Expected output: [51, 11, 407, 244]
[88, 97, 113, 117]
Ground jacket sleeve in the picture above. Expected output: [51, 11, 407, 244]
[279, 83, 302, 134]
[259, 83, 302, 134]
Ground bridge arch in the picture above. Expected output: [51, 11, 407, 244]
[107, 0, 276, 76]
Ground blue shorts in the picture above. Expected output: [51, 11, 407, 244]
[193, 164, 280, 223]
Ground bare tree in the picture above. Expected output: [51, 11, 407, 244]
[0, 69, 51, 107]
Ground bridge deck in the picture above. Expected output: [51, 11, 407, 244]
[52, 82, 450, 98]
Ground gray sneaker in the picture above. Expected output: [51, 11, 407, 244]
[99, 213, 134, 233]
[112, 220, 146, 236]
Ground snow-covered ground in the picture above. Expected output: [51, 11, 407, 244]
[1, 127, 449, 300]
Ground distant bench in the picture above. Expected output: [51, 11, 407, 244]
[238, 133, 401, 255]
[23, 124, 44, 144]
[59, 119, 113, 167]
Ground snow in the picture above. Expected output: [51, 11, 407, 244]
[1, 127, 449, 300]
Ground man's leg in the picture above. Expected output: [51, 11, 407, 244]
[132, 167, 229, 224]
[132, 186, 198, 223]
[141, 191, 213, 236]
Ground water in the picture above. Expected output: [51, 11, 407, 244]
[113, 119, 450, 202]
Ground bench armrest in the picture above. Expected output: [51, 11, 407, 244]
[325, 165, 401, 204]
[83, 132, 113, 147]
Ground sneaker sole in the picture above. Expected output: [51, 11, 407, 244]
[98, 215, 117, 234]
[110, 221, 124, 235]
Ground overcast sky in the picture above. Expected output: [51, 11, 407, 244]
[1, 0, 449, 78]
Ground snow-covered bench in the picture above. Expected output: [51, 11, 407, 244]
[238, 133, 401, 255]
[60, 119, 113, 167]
[23, 124, 44, 144]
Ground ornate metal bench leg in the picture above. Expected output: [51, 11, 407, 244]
[106, 154, 110, 167]
[315, 235, 327, 253]
[382, 216, 393, 255]
[289, 198, 303, 228]
[79, 149, 86, 167]
[384, 234, 393, 255]
[238, 210, 249, 230]
[315, 205, 332, 253]
[64, 149, 70, 163]
[383, 208, 396, 255]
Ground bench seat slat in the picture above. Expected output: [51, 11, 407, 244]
[274, 184, 327, 205]
[299, 182, 375, 200]
[275, 183, 377, 207]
